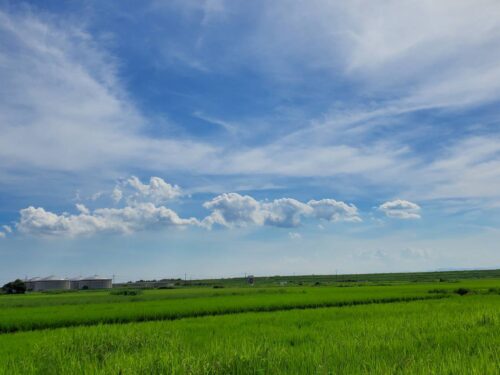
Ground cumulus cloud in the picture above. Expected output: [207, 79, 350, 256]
[126, 176, 183, 204]
[202, 192, 359, 228]
[12, 178, 362, 236]
[288, 232, 302, 240]
[379, 199, 421, 219]
[17, 203, 198, 237]
[0, 232, 5, 239]
[202, 193, 264, 227]
[262, 198, 312, 227]
[308, 199, 361, 222]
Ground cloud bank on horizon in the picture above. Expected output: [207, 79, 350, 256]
[1, 1, 500, 278]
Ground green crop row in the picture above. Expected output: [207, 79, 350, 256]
[0, 288, 443, 333]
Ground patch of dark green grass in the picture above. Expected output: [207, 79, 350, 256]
[110, 289, 143, 296]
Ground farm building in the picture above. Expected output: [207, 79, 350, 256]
[25, 276, 70, 291]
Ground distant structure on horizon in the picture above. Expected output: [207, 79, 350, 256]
[25, 275, 112, 291]
[247, 275, 254, 285]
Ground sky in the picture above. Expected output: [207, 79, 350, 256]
[1, 0, 500, 283]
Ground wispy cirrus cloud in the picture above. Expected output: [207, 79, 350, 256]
[2, 1, 500, 238]
[0, 9, 215, 183]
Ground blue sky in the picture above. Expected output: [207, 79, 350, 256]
[1, 0, 500, 283]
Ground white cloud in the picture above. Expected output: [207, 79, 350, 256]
[192, 111, 238, 134]
[288, 232, 302, 240]
[111, 187, 123, 203]
[379, 199, 421, 219]
[127, 176, 183, 203]
[356, 247, 431, 261]
[262, 198, 312, 227]
[155, 1, 500, 203]
[0, 224, 12, 239]
[415, 136, 500, 200]
[202, 193, 264, 227]
[215, 143, 407, 178]
[308, 199, 361, 222]
[3, 6, 500, 208]
[0, 10, 215, 181]
[90, 192, 104, 201]
[234, 1, 500, 110]
[17, 203, 199, 237]
[202, 192, 359, 228]
[4, 3, 500, 229]
[75, 204, 90, 215]
[355, 249, 389, 261]
[400, 247, 431, 259]
[12, 177, 362, 236]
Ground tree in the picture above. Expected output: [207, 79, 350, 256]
[2, 279, 27, 294]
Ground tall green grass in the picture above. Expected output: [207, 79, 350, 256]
[1, 295, 498, 374]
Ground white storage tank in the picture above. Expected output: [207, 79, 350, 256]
[78, 275, 112, 290]
[70, 277, 82, 290]
[25, 277, 41, 291]
[32, 276, 70, 291]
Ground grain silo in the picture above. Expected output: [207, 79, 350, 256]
[77, 275, 112, 290]
[32, 276, 70, 291]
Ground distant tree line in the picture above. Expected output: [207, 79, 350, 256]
[2, 279, 26, 294]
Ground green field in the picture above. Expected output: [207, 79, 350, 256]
[1, 273, 499, 374]
[118, 268, 500, 288]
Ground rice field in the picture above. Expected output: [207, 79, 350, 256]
[0, 277, 499, 374]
